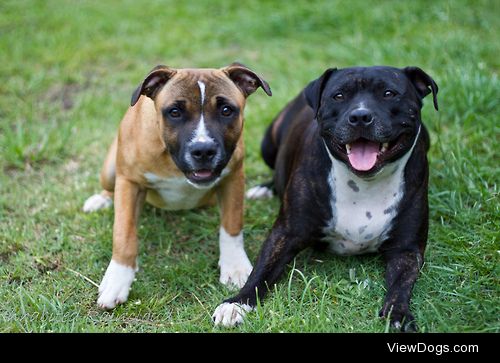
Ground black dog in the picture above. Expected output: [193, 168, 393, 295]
[212, 66, 438, 331]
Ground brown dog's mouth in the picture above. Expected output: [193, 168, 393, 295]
[187, 169, 218, 184]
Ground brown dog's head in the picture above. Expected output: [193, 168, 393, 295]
[130, 63, 271, 187]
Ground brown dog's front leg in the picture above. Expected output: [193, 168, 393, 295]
[97, 177, 145, 309]
[216, 165, 252, 289]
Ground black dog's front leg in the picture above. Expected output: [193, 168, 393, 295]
[212, 218, 311, 326]
[380, 156, 429, 332]
[379, 248, 423, 332]
[231, 218, 311, 305]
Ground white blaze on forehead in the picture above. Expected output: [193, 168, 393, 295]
[198, 80, 206, 104]
[191, 81, 215, 144]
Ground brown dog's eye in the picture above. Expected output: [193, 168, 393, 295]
[168, 108, 181, 118]
[221, 105, 233, 117]
[333, 93, 344, 101]
[384, 90, 396, 98]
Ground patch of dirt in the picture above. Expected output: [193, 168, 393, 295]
[44, 82, 84, 111]
[0, 244, 24, 263]
[33, 255, 63, 274]
[7, 275, 33, 285]
[43, 71, 96, 112]
[64, 159, 80, 173]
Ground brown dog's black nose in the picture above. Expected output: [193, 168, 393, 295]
[348, 109, 373, 126]
[190, 142, 218, 162]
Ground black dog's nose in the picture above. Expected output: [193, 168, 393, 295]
[190, 142, 218, 162]
[348, 109, 373, 126]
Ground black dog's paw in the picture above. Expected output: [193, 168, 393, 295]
[245, 181, 274, 200]
[379, 304, 418, 333]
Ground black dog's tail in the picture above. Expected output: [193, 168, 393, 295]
[256, 93, 308, 197]
[261, 122, 278, 170]
[245, 115, 279, 199]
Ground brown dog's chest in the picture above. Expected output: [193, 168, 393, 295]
[143, 172, 219, 210]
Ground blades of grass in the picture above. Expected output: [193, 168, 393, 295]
[287, 258, 297, 304]
[299, 275, 319, 309]
[65, 267, 99, 288]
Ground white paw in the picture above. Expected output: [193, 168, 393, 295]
[245, 185, 273, 200]
[218, 227, 253, 289]
[212, 302, 253, 327]
[83, 193, 113, 213]
[97, 260, 136, 310]
[219, 257, 253, 289]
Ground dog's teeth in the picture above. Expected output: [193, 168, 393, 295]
[381, 142, 389, 153]
[346, 144, 351, 154]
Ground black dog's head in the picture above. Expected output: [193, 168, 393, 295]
[305, 66, 438, 177]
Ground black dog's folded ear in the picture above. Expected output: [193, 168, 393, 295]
[223, 62, 272, 97]
[403, 67, 439, 111]
[304, 68, 337, 117]
[130, 65, 177, 106]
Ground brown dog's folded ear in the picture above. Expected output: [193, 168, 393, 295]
[304, 68, 337, 117]
[223, 62, 272, 97]
[130, 65, 177, 106]
[403, 67, 439, 111]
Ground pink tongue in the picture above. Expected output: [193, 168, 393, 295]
[347, 140, 380, 171]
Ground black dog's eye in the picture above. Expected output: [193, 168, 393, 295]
[221, 105, 233, 117]
[333, 93, 344, 101]
[383, 90, 397, 98]
[168, 107, 182, 118]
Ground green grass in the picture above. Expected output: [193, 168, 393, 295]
[0, 0, 498, 332]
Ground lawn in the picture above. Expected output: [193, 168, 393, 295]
[0, 0, 498, 332]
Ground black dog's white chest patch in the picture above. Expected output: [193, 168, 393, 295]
[321, 128, 420, 255]
[322, 160, 404, 255]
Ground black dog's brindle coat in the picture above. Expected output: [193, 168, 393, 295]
[222, 66, 438, 331]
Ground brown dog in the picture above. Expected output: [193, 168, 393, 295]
[83, 63, 271, 309]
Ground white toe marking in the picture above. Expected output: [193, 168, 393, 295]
[212, 302, 253, 327]
[83, 193, 112, 213]
[218, 227, 253, 289]
[245, 185, 273, 200]
[97, 260, 137, 309]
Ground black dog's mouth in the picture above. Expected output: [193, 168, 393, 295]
[328, 132, 413, 175]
